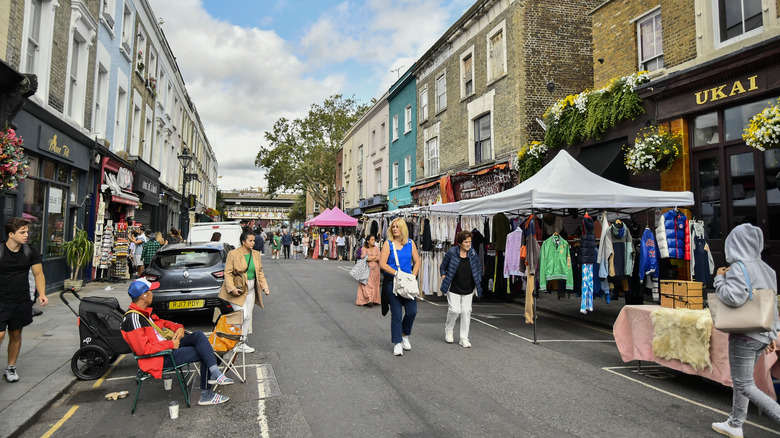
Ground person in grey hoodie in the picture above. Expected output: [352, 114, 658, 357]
[711, 223, 780, 438]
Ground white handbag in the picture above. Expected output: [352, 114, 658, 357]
[349, 258, 370, 285]
[708, 261, 777, 333]
[392, 240, 419, 300]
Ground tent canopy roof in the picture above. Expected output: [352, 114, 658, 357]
[459, 150, 694, 215]
[305, 208, 330, 226]
[307, 207, 358, 227]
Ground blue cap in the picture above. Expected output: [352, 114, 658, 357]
[128, 278, 160, 299]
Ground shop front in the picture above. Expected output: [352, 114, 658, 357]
[131, 157, 161, 232]
[358, 195, 388, 214]
[637, 37, 780, 276]
[8, 102, 94, 289]
[451, 162, 515, 201]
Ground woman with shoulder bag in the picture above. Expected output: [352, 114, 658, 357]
[379, 218, 420, 356]
[218, 231, 271, 354]
[711, 224, 780, 437]
[356, 235, 381, 307]
[439, 231, 482, 348]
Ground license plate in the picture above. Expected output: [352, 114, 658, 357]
[168, 300, 205, 309]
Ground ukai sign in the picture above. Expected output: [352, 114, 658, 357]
[694, 75, 758, 105]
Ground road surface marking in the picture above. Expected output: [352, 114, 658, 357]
[40, 405, 78, 438]
[92, 354, 126, 388]
[602, 366, 780, 436]
[535, 339, 614, 343]
[256, 365, 270, 438]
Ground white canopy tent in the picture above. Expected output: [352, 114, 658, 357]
[459, 150, 694, 215]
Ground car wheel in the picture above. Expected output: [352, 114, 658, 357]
[71, 345, 111, 380]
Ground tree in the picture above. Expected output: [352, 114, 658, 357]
[256, 94, 368, 209]
[288, 194, 307, 221]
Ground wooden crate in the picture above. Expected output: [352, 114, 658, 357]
[674, 281, 703, 297]
[660, 293, 704, 310]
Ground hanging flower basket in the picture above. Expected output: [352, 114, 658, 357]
[0, 128, 29, 192]
[512, 141, 548, 181]
[624, 126, 682, 174]
[743, 98, 780, 151]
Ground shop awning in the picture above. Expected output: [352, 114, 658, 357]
[111, 190, 140, 207]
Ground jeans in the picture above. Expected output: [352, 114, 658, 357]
[727, 335, 780, 427]
[384, 278, 417, 344]
[163, 331, 216, 390]
[445, 292, 473, 340]
[283, 245, 291, 258]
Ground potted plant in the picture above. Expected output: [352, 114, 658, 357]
[743, 98, 780, 151]
[137, 50, 145, 73]
[0, 128, 29, 193]
[623, 126, 682, 174]
[61, 227, 94, 290]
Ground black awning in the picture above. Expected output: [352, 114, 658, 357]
[575, 139, 630, 185]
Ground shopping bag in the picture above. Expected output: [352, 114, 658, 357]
[708, 261, 777, 333]
[349, 258, 370, 285]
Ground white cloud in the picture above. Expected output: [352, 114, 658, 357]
[147, 0, 466, 192]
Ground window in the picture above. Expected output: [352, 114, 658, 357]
[375, 168, 382, 193]
[392, 162, 399, 188]
[426, 137, 439, 177]
[462, 52, 474, 97]
[358, 179, 363, 199]
[115, 86, 128, 152]
[130, 103, 141, 155]
[638, 11, 664, 71]
[404, 105, 412, 133]
[144, 112, 153, 161]
[474, 113, 492, 164]
[66, 5, 96, 125]
[358, 145, 363, 165]
[24, 0, 42, 75]
[371, 130, 376, 152]
[121, 4, 133, 53]
[392, 114, 399, 141]
[405, 156, 412, 185]
[487, 23, 507, 82]
[420, 86, 429, 122]
[93, 64, 109, 136]
[716, 0, 762, 43]
[66, 38, 83, 122]
[381, 123, 387, 148]
[436, 73, 447, 112]
[101, 0, 117, 29]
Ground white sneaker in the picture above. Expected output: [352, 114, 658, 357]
[401, 336, 411, 351]
[712, 421, 743, 438]
[393, 343, 403, 356]
[459, 339, 472, 348]
[324, 257, 329, 260]
[4, 366, 19, 382]
[445, 330, 454, 343]
[236, 344, 255, 353]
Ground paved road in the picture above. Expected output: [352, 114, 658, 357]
[18, 258, 780, 437]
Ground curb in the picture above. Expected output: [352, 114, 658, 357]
[7, 362, 77, 438]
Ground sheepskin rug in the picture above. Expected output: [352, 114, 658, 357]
[651, 308, 713, 371]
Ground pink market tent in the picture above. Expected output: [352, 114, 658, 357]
[307, 207, 358, 227]
[305, 208, 331, 227]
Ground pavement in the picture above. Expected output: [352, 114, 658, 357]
[0, 270, 631, 437]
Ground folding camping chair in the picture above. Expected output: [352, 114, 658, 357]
[208, 310, 247, 383]
[131, 349, 193, 413]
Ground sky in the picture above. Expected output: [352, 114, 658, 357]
[146, 0, 473, 192]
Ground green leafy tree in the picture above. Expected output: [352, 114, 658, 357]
[256, 94, 368, 209]
[288, 194, 307, 221]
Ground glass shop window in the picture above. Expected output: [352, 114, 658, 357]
[693, 112, 719, 147]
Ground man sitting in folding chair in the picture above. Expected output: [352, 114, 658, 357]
[121, 278, 233, 406]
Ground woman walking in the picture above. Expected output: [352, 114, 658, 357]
[301, 233, 310, 259]
[356, 235, 381, 307]
[711, 223, 780, 438]
[379, 218, 420, 356]
[439, 231, 482, 348]
[271, 231, 281, 260]
[218, 231, 271, 354]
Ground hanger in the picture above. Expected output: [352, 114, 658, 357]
[584, 212, 590, 219]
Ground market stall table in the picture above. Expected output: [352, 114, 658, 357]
[614, 304, 780, 399]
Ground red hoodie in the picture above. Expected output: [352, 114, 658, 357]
[120, 303, 184, 378]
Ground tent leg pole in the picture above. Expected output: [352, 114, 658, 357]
[533, 286, 538, 344]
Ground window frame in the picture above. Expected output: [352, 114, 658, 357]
[460, 46, 475, 99]
[486, 21, 508, 84]
[405, 155, 412, 185]
[392, 114, 399, 141]
[425, 137, 440, 177]
[636, 9, 664, 72]
[420, 86, 429, 122]
[404, 105, 412, 133]
[392, 161, 399, 188]
[20, 0, 56, 104]
[474, 113, 492, 164]
[436, 72, 447, 113]
[712, 0, 764, 48]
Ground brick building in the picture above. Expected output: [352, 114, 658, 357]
[577, 0, 780, 275]
[411, 0, 599, 205]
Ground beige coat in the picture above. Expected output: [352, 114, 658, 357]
[218, 248, 268, 308]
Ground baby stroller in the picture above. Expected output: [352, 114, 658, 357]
[61, 288, 132, 380]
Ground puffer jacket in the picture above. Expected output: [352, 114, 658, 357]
[579, 216, 597, 264]
[655, 209, 690, 260]
[439, 246, 483, 298]
[638, 228, 659, 280]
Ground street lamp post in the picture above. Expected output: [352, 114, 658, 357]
[177, 147, 193, 237]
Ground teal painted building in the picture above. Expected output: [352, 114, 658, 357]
[387, 65, 417, 210]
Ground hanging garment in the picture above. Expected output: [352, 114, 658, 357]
[524, 266, 535, 324]
[541, 214, 563, 240]
[504, 229, 524, 277]
[596, 212, 613, 292]
[638, 228, 659, 281]
[539, 235, 573, 291]
[609, 222, 634, 277]
[581, 264, 594, 313]
[492, 213, 510, 251]
[523, 218, 541, 275]
[655, 209, 690, 260]
[483, 218, 490, 245]
[580, 215, 597, 265]
[422, 218, 433, 251]
[689, 220, 715, 286]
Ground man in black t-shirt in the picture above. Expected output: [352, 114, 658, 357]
[0, 218, 47, 383]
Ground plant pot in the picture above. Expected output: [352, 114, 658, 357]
[64, 278, 83, 291]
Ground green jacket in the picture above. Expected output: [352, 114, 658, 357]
[539, 235, 573, 291]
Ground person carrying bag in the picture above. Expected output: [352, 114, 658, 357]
[709, 224, 780, 438]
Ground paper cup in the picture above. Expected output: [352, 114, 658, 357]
[163, 376, 172, 390]
[169, 401, 179, 419]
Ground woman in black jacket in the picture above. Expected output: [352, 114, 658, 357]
[439, 231, 482, 348]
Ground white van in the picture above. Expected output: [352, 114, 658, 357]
[188, 222, 243, 249]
